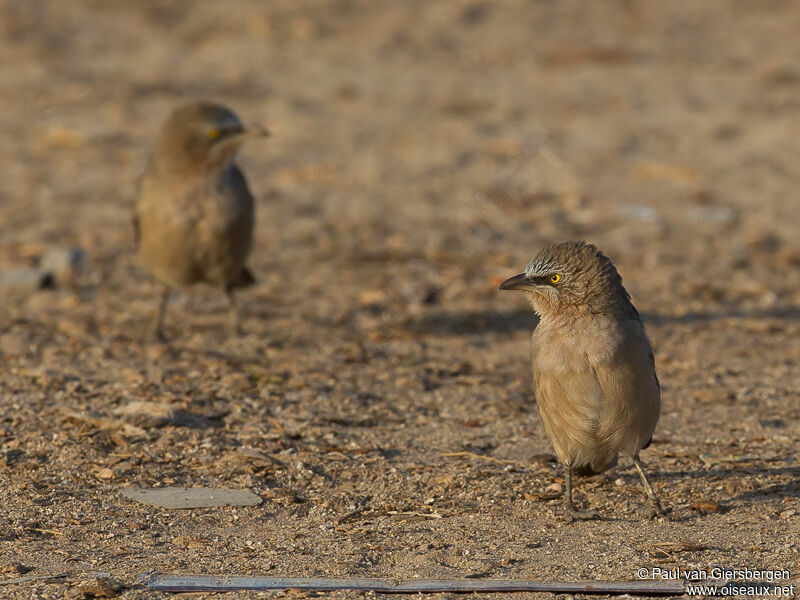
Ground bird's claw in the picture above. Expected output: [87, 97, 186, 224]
[563, 508, 600, 522]
[645, 502, 667, 520]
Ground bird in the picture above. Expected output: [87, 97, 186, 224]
[499, 241, 663, 520]
[134, 101, 269, 341]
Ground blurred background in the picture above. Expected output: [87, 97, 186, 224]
[2, 0, 800, 320]
[0, 0, 798, 591]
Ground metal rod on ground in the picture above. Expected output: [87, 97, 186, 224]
[140, 573, 687, 595]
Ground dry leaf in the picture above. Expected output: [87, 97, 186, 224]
[172, 535, 209, 549]
[690, 500, 722, 514]
[95, 468, 115, 480]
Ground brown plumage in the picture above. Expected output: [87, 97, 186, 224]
[500, 241, 663, 520]
[135, 101, 268, 340]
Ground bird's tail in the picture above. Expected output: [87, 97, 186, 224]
[227, 267, 256, 290]
[575, 455, 618, 476]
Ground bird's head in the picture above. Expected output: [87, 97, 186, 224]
[153, 101, 269, 173]
[499, 241, 633, 318]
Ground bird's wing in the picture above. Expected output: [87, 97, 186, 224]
[227, 164, 255, 214]
[226, 266, 256, 291]
[650, 351, 660, 392]
[588, 323, 661, 453]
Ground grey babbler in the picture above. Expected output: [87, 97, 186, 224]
[134, 101, 268, 340]
[500, 241, 664, 520]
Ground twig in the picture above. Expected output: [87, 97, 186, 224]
[440, 451, 519, 465]
[170, 345, 267, 366]
[139, 574, 687, 595]
[26, 527, 63, 536]
[335, 496, 371, 525]
[386, 511, 442, 519]
[0, 574, 68, 586]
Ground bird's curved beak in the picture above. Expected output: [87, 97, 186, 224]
[498, 272, 537, 291]
[213, 125, 270, 162]
[219, 124, 270, 145]
[244, 123, 270, 138]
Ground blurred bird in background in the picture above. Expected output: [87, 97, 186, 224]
[134, 101, 269, 341]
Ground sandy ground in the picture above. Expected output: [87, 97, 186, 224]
[1, 1, 799, 598]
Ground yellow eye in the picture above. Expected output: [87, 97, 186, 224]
[207, 128, 221, 139]
[549, 274, 561, 284]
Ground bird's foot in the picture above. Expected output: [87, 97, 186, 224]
[563, 507, 600, 522]
[229, 315, 244, 338]
[644, 501, 667, 520]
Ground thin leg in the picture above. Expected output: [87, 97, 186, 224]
[562, 463, 598, 521]
[226, 288, 242, 336]
[564, 464, 573, 509]
[633, 453, 664, 518]
[153, 286, 170, 342]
